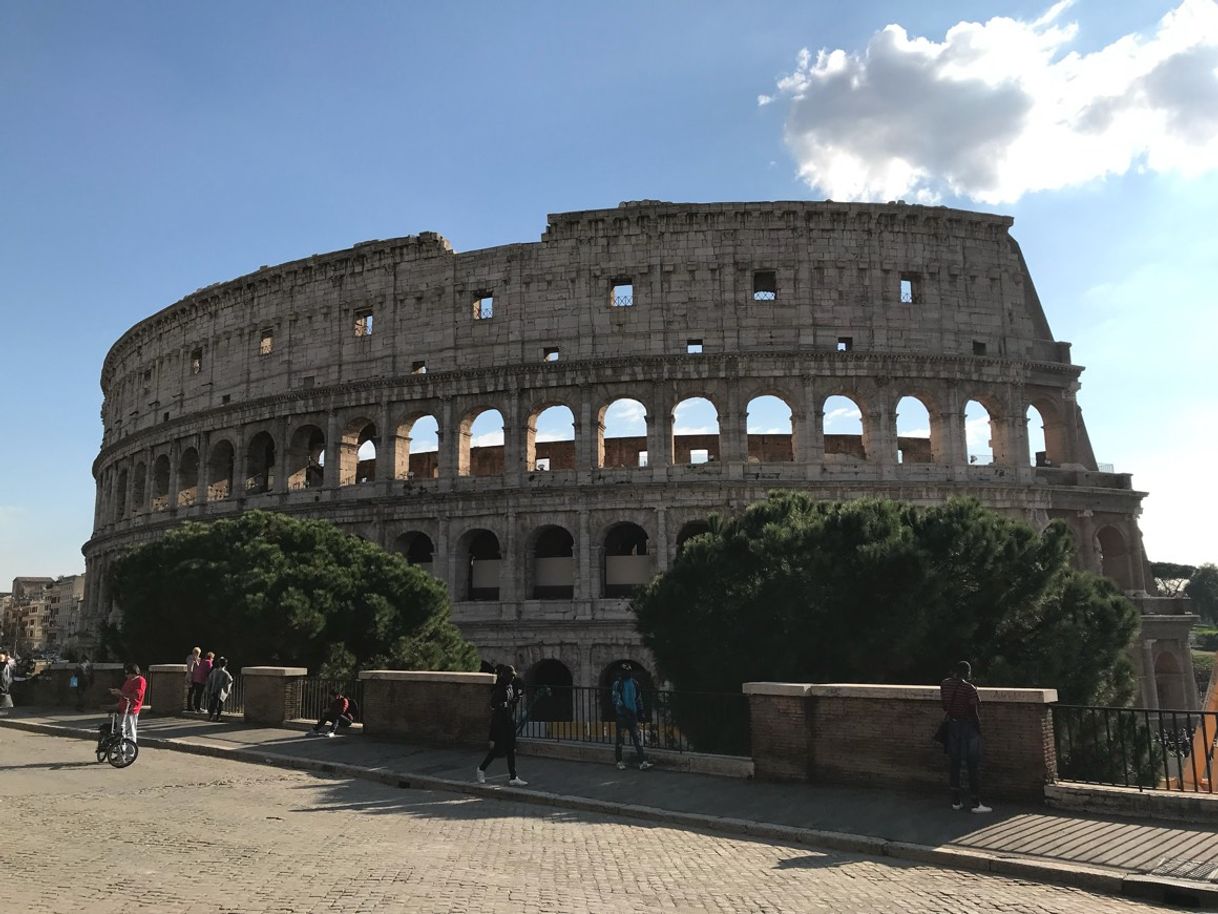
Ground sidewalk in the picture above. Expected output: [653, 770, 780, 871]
[5, 708, 1217, 907]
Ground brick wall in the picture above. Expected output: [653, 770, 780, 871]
[360, 670, 494, 745]
[147, 664, 187, 714]
[746, 683, 1057, 802]
[242, 667, 307, 725]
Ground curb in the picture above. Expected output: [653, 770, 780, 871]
[6, 717, 1217, 908]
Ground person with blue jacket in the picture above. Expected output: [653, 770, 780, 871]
[612, 662, 653, 771]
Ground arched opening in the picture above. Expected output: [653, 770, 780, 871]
[599, 398, 648, 468]
[529, 404, 575, 472]
[115, 468, 129, 520]
[746, 395, 794, 463]
[463, 530, 502, 600]
[675, 520, 711, 554]
[1154, 651, 1187, 710]
[823, 395, 866, 461]
[1027, 399, 1067, 467]
[207, 440, 234, 500]
[603, 522, 651, 597]
[964, 400, 994, 466]
[461, 408, 504, 477]
[532, 525, 575, 599]
[895, 396, 933, 464]
[131, 461, 147, 512]
[245, 431, 277, 493]
[673, 396, 719, 465]
[398, 414, 440, 480]
[287, 425, 326, 490]
[340, 418, 377, 485]
[1096, 525, 1133, 590]
[597, 659, 657, 720]
[393, 531, 435, 574]
[525, 658, 574, 722]
[178, 448, 199, 507]
[152, 454, 171, 511]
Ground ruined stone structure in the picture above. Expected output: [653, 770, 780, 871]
[84, 201, 1195, 706]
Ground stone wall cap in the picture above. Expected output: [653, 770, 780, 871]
[149, 664, 188, 672]
[742, 682, 814, 697]
[240, 666, 308, 677]
[358, 669, 494, 683]
[92, 663, 125, 671]
[807, 683, 1058, 703]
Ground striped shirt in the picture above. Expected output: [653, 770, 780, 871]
[940, 676, 980, 723]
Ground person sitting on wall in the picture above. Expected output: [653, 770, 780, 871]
[939, 660, 991, 814]
[310, 690, 354, 737]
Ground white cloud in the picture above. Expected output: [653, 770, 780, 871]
[673, 424, 719, 436]
[471, 431, 504, 448]
[770, 0, 1218, 203]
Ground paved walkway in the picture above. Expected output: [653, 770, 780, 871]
[5, 709, 1217, 907]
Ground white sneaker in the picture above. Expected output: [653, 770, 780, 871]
[616, 761, 627, 770]
[324, 731, 335, 738]
[951, 802, 964, 810]
[639, 761, 654, 770]
[475, 768, 486, 784]
[508, 777, 528, 787]
[971, 804, 993, 814]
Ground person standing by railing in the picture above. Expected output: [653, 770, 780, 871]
[612, 662, 654, 771]
[184, 647, 202, 710]
[205, 657, 234, 722]
[476, 665, 528, 786]
[940, 661, 991, 813]
[189, 650, 213, 712]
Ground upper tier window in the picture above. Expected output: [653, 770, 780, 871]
[354, 308, 374, 336]
[753, 270, 777, 301]
[473, 293, 494, 320]
[611, 282, 634, 308]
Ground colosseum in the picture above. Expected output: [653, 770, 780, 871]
[84, 200, 1197, 708]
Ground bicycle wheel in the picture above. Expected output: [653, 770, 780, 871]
[107, 738, 139, 768]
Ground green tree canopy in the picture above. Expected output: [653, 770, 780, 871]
[633, 495, 1138, 707]
[106, 511, 478, 676]
[1187, 563, 1218, 624]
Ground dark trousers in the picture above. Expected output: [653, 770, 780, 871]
[479, 747, 516, 779]
[946, 719, 982, 804]
[188, 682, 206, 711]
[615, 711, 647, 763]
[75, 685, 89, 711]
[208, 694, 225, 720]
[313, 712, 352, 733]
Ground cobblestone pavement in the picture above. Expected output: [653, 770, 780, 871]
[1, 730, 1177, 914]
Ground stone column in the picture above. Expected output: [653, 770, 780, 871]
[503, 394, 523, 486]
[148, 663, 188, 715]
[324, 412, 340, 490]
[1141, 639, 1159, 709]
[577, 395, 597, 470]
[1077, 510, 1099, 573]
[197, 430, 211, 506]
[655, 507, 669, 572]
[646, 384, 671, 469]
[241, 666, 308, 725]
[168, 441, 181, 510]
[278, 416, 292, 491]
[719, 386, 745, 465]
[233, 426, 248, 497]
[379, 401, 395, 488]
[801, 380, 824, 472]
[576, 509, 591, 603]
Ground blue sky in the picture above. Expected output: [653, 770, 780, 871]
[1, 1, 1215, 586]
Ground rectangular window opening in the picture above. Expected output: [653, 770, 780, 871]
[686, 339, 703, 354]
[534, 458, 551, 472]
[259, 328, 274, 355]
[221, 394, 231, 405]
[972, 340, 988, 356]
[611, 281, 634, 308]
[753, 270, 777, 301]
[190, 349, 203, 375]
[543, 347, 559, 362]
[142, 369, 152, 388]
[473, 293, 494, 320]
[354, 308, 374, 336]
[411, 360, 427, 374]
[837, 337, 853, 352]
[900, 275, 916, 304]
[162, 412, 170, 423]
[690, 448, 710, 465]
[638, 450, 649, 468]
[302, 376, 315, 389]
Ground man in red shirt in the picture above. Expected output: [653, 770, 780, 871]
[109, 663, 147, 744]
[939, 661, 991, 813]
[309, 690, 353, 737]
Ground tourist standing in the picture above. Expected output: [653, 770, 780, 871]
[939, 660, 991, 813]
[0, 648, 13, 715]
[476, 665, 528, 786]
[205, 657, 234, 721]
[109, 664, 146, 743]
[73, 656, 94, 711]
[185, 647, 202, 710]
[611, 662, 653, 771]
[189, 651, 213, 712]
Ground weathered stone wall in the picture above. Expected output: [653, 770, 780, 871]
[83, 201, 1154, 690]
[359, 670, 493, 745]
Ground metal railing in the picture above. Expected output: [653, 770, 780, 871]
[512, 686, 750, 757]
[223, 675, 245, 716]
[1054, 705, 1217, 793]
[299, 677, 364, 723]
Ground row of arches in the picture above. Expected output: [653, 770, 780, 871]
[102, 389, 1074, 519]
[391, 521, 708, 601]
[522, 657, 657, 722]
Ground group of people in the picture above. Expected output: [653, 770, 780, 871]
[475, 660, 654, 787]
[185, 647, 235, 721]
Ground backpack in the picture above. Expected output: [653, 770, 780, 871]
[344, 697, 360, 722]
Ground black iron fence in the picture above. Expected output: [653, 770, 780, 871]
[512, 686, 750, 757]
[225, 675, 245, 716]
[299, 677, 364, 723]
[1054, 705, 1217, 793]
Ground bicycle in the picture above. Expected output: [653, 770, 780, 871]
[95, 698, 139, 768]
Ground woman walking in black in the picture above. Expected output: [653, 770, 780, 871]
[476, 665, 528, 786]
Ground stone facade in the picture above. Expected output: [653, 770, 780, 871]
[83, 200, 1191, 700]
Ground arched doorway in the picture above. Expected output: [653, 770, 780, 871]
[675, 520, 710, 554]
[463, 530, 502, 601]
[525, 659, 574, 722]
[393, 531, 435, 575]
[532, 525, 575, 599]
[603, 522, 651, 597]
[597, 659, 656, 721]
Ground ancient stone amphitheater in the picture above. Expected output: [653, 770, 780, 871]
[84, 200, 1195, 706]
